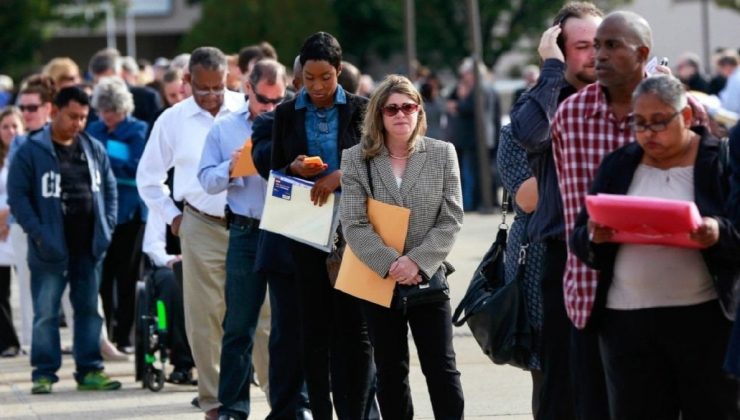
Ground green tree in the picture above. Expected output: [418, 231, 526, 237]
[180, 0, 338, 66]
[0, 0, 116, 79]
[334, 0, 634, 72]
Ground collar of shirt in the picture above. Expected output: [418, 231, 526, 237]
[182, 90, 245, 118]
[295, 85, 347, 110]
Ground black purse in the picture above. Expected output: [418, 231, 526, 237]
[451, 192, 533, 369]
[364, 159, 451, 311]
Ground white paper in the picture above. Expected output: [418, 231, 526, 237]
[259, 171, 339, 252]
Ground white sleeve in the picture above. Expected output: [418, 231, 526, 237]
[136, 112, 181, 224]
[142, 210, 175, 268]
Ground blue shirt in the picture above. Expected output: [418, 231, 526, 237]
[295, 85, 347, 174]
[197, 103, 267, 219]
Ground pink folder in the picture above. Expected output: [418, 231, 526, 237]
[585, 193, 703, 249]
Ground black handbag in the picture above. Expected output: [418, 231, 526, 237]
[363, 159, 451, 311]
[393, 265, 452, 312]
[451, 192, 533, 369]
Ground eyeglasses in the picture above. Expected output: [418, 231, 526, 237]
[631, 111, 680, 133]
[191, 85, 226, 97]
[19, 104, 42, 113]
[254, 92, 284, 105]
[381, 102, 419, 117]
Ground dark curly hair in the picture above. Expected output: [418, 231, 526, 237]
[299, 32, 342, 70]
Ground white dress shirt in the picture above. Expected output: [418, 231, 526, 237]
[142, 208, 175, 268]
[137, 91, 245, 223]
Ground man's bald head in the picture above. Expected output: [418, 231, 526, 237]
[601, 11, 652, 51]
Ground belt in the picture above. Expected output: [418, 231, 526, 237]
[184, 202, 227, 226]
[227, 213, 260, 229]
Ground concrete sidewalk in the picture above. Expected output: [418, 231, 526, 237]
[0, 212, 534, 419]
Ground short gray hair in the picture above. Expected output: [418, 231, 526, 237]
[120, 56, 139, 76]
[249, 59, 287, 88]
[92, 76, 134, 115]
[189, 47, 227, 74]
[632, 74, 687, 111]
[89, 48, 121, 76]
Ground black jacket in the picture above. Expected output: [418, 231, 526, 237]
[571, 127, 740, 322]
[270, 91, 368, 176]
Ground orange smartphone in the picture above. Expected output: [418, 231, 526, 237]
[304, 156, 324, 167]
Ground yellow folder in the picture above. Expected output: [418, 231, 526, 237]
[230, 138, 257, 177]
[335, 198, 410, 307]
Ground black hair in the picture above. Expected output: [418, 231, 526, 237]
[337, 61, 360, 94]
[299, 32, 342, 69]
[54, 86, 90, 108]
[238, 42, 278, 73]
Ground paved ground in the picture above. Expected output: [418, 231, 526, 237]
[0, 212, 534, 419]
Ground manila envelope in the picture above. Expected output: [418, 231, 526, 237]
[230, 138, 257, 177]
[335, 198, 410, 307]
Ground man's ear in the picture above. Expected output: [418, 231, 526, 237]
[183, 72, 192, 85]
[50, 104, 59, 119]
[637, 46, 650, 64]
[336, 63, 343, 77]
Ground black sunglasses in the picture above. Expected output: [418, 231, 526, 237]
[19, 104, 42, 113]
[381, 103, 419, 117]
[254, 91, 284, 105]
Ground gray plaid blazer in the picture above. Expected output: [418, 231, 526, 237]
[339, 136, 463, 278]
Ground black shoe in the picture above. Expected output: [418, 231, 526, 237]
[167, 368, 197, 385]
[191, 396, 200, 409]
[116, 345, 135, 355]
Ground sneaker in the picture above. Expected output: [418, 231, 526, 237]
[31, 377, 53, 394]
[77, 370, 122, 391]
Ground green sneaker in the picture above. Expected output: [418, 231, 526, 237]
[77, 370, 122, 391]
[31, 377, 53, 394]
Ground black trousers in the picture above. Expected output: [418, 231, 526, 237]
[291, 242, 373, 420]
[362, 298, 464, 420]
[0, 266, 20, 351]
[599, 300, 739, 420]
[537, 239, 575, 420]
[570, 323, 609, 420]
[150, 263, 194, 370]
[101, 219, 144, 346]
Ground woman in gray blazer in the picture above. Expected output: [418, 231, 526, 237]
[340, 75, 465, 420]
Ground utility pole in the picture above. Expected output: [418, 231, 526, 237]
[404, 0, 417, 78]
[465, 0, 494, 213]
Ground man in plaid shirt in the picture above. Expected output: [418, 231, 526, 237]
[550, 11, 653, 417]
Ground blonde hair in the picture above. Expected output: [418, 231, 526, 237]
[43, 57, 80, 87]
[361, 74, 426, 158]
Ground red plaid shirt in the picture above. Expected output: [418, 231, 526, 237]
[551, 82, 709, 328]
[551, 82, 634, 329]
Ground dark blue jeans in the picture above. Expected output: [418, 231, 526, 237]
[30, 253, 104, 383]
[219, 221, 265, 418]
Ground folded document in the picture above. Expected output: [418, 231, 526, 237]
[259, 171, 339, 252]
[585, 193, 703, 248]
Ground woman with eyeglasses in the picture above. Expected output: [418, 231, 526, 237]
[0, 106, 24, 357]
[339, 74, 464, 419]
[570, 74, 740, 419]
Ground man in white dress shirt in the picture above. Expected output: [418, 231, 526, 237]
[136, 47, 244, 419]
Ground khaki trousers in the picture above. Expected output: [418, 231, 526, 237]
[180, 207, 228, 412]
